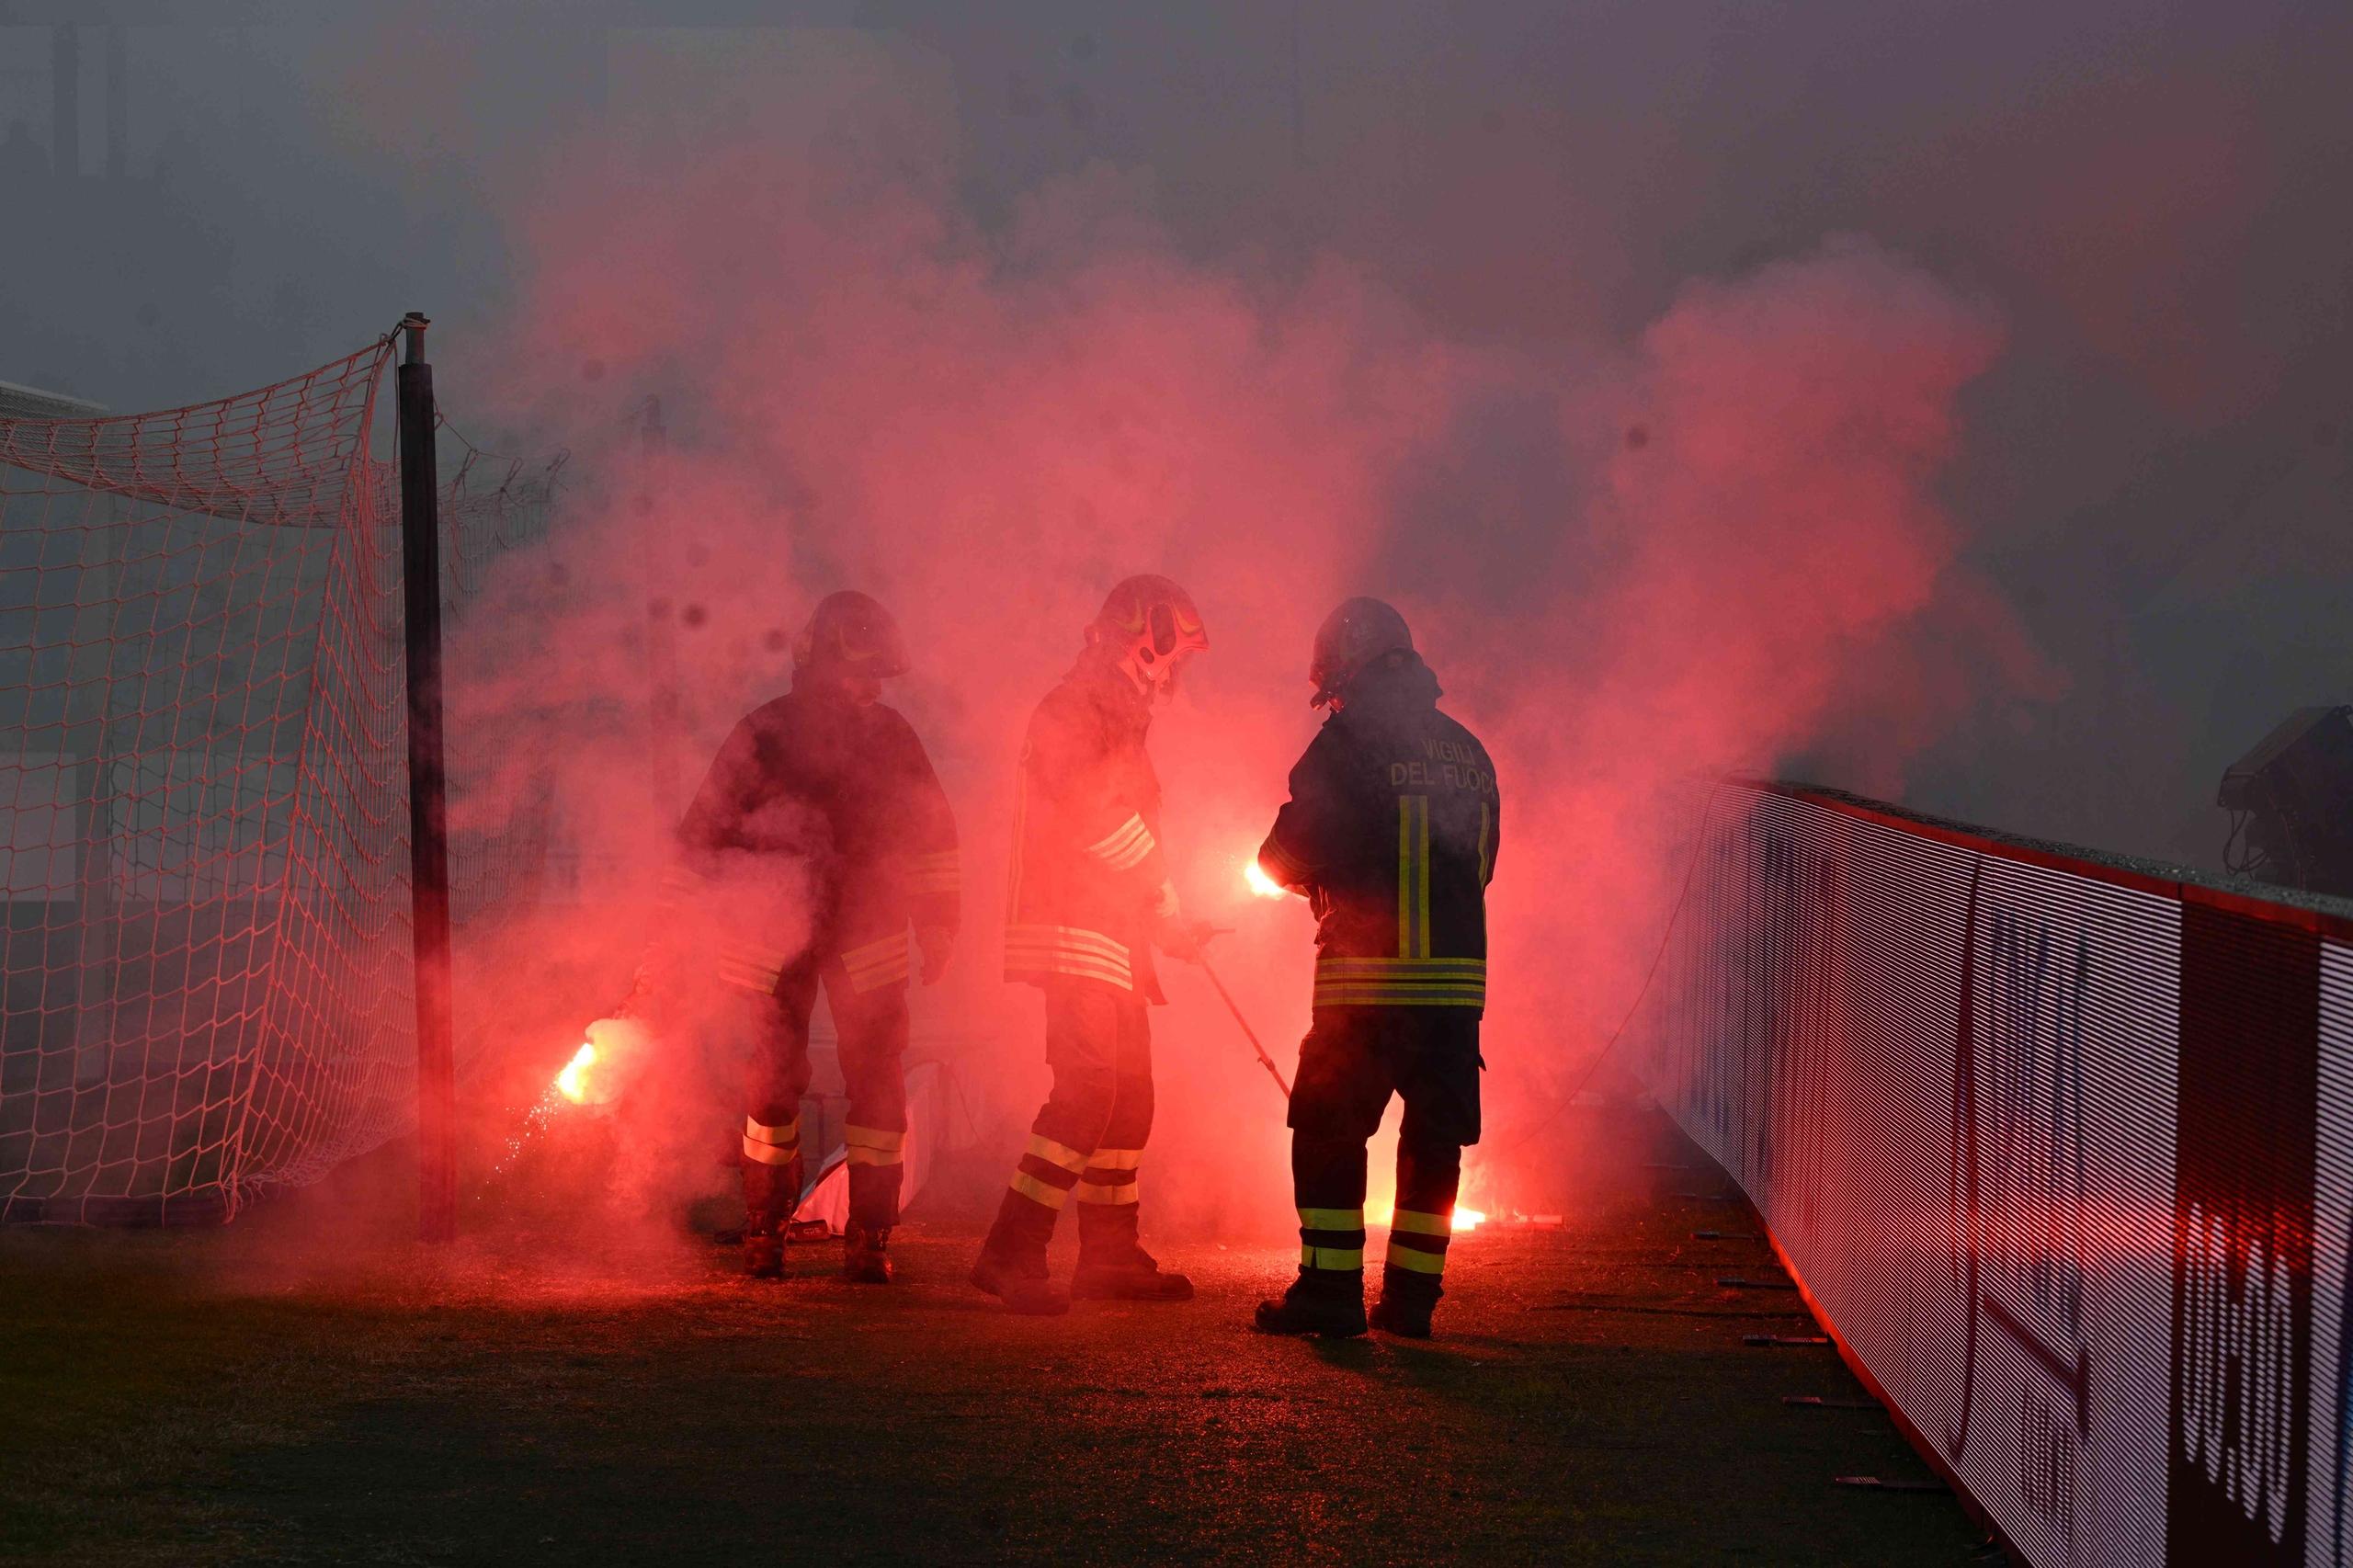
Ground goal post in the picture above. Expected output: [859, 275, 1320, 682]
[0, 328, 559, 1229]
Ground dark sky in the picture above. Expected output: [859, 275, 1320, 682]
[4, 0, 2348, 872]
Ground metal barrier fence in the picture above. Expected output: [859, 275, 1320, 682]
[1632, 779, 2353, 1567]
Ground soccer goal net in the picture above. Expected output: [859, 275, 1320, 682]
[0, 338, 559, 1223]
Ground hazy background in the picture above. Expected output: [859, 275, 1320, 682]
[5, 1, 2345, 869]
[5, 1, 2349, 1230]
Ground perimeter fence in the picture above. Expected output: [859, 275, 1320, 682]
[1633, 778, 2353, 1566]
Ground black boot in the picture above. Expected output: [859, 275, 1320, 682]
[1369, 1264, 1442, 1338]
[843, 1222, 892, 1284]
[971, 1188, 1070, 1315]
[1073, 1199, 1193, 1301]
[743, 1223, 784, 1279]
[740, 1153, 801, 1281]
[1253, 1269, 1368, 1336]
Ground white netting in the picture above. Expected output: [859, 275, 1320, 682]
[0, 341, 561, 1222]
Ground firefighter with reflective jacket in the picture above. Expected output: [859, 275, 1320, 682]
[970, 575, 1215, 1315]
[1252, 598, 1499, 1339]
[676, 591, 960, 1283]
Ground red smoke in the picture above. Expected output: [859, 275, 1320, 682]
[437, 37, 2040, 1244]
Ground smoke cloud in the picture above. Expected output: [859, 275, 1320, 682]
[418, 31, 2033, 1240]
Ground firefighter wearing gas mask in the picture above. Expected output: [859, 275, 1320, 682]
[1251, 598, 1500, 1339]
[676, 591, 960, 1283]
[971, 575, 1215, 1315]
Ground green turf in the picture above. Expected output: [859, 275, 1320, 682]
[0, 1113, 1992, 1567]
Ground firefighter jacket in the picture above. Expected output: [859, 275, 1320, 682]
[676, 681, 960, 994]
[1005, 649, 1173, 1003]
[1257, 653, 1499, 1011]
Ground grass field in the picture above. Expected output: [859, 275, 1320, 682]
[1, 1106, 1993, 1566]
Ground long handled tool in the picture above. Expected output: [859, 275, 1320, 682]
[1196, 949, 1292, 1098]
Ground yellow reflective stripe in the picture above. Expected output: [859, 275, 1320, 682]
[1477, 802, 1493, 887]
[1024, 1134, 1090, 1174]
[717, 953, 782, 992]
[1006, 771, 1031, 909]
[1102, 831, 1156, 872]
[1086, 814, 1154, 869]
[845, 1124, 906, 1153]
[1314, 956, 1486, 1008]
[1009, 1171, 1070, 1210]
[1390, 1209, 1451, 1236]
[1397, 798, 1414, 956]
[1086, 1148, 1144, 1172]
[742, 1138, 798, 1166]
[1314, 992, 1486, 1008]
[1006, 926, 1134, 989]
[1385, 1241, 1448, 1274]
[1298, 1207, 1364, 1232]
[1074, 1181, 1140, 1204]
[1006, 925, 1130, 962]
[841, 933, 912, 994]
[1415, 798, 1431, 957]
[846, 1146, 902, 1167]
[1395, 795, 1431, 958]
[745, 1116, 801, 1144]
[1317, 950, 1477, 965]
[904, 847, 961, 893]
[1300, 1244, 1364, 1270]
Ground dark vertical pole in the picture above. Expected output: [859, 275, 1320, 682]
[397, 312, 456, 1245]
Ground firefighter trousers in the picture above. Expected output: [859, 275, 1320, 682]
[983, 981, 1158, 1266]
[741, 933, 913, 1235]
[1288, 1006, 1482, 1296]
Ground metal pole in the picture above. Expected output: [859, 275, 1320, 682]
[1196, 952, 1293, 1098]
[398, 312, 457, 1244]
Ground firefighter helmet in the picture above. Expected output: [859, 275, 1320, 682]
[793, 590, 910, 677]
[1308, 597, 1414, 708]
[1086, 574, 1209, 689]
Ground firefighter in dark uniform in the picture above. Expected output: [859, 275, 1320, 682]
[970, 575, 1214, 1315]
[676, 591, 960, 1283]
[1252, 598, 1499, 1338]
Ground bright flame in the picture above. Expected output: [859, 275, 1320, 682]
[1244, 858, 1289, 899]
[554, 1041, 597, 1104]
[1363, 1201, 1487, 1233]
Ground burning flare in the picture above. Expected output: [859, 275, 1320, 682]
[554, 1041, 599, 1105]
[1244, 858, 1290, 899]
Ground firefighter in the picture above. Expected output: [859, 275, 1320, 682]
[1251, 598, 1499, 1339]
[970, 574, 1215, 1315]
[676, 590, 960, 1283]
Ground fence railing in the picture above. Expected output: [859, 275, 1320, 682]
[1634, 778, 2353, 1567]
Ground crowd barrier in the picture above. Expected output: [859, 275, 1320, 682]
[1632, 780, 2353, 1566]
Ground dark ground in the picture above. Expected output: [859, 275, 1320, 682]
[0, 1104, 1994, 1567]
